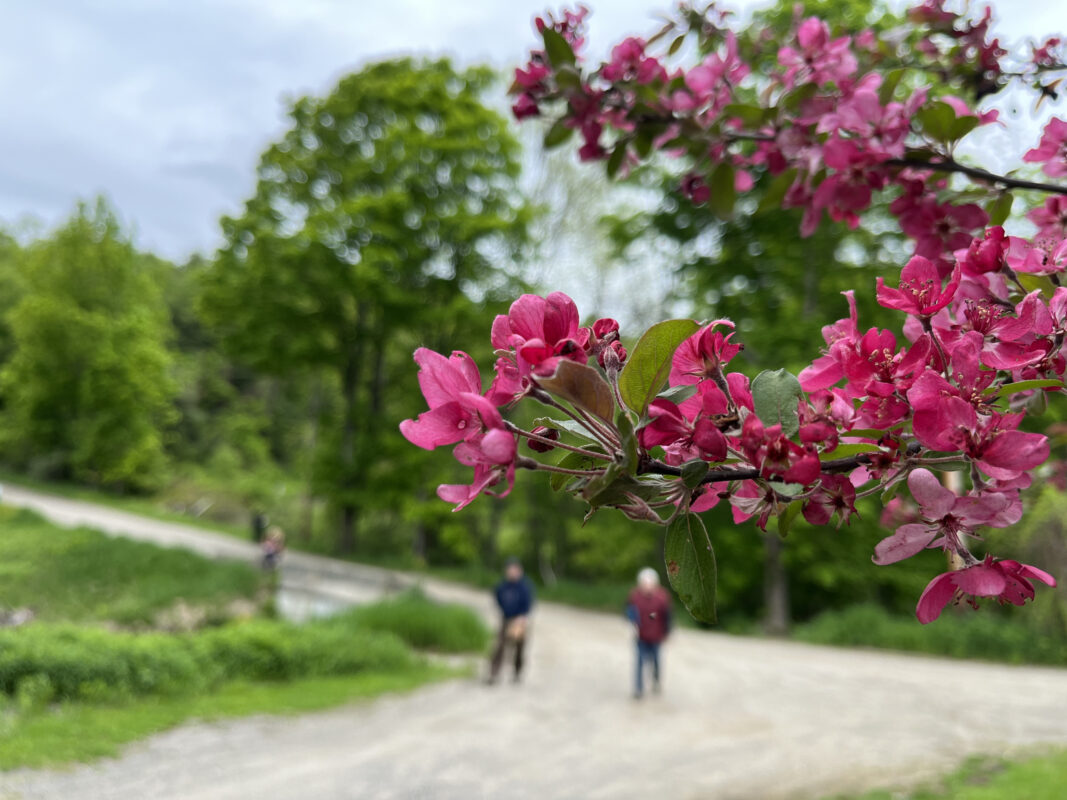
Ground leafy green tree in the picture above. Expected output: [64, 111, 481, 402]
[201, 59, 531, 552]
[0, 199, 175, 491]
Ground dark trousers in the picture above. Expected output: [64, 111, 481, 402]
[635, 639, 661, 695]
[489, 619, 526, 680]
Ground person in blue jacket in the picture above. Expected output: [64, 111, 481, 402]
[487, 557, 535, 684]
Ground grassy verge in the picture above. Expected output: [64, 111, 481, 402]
[0, 505, 265, 625]
[0, 469, 249, 539]
[793, 603, 1067, 667]
[829, 750, 1067, 800]
[0, 665, 461, 770]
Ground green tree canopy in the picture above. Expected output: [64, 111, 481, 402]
[0, 199, 175, 490]
[201, 58, 532, 551]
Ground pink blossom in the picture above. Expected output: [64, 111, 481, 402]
[400, 348, 485, 450]
[638, 386, 729, 465]
[940, 96, 998, 126]
[778, 18, 858, 87]
[435, 393, 518, 512]
[602, 37, 667, 85]
[876, 256, 961, 317]
[491, 292, 586, 376]
[669, 320, 742, 386]
[873, 469, 1019, 565]
[916, 556, 1056, 624]
[1027, 196, 1067, 239]
[802, 474, 857, 527]
[1023, 117, 1067, 178]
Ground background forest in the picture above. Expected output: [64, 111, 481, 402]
[0, 0, 1064, 649]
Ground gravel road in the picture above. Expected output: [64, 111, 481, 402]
[2, 484, 1067, 799]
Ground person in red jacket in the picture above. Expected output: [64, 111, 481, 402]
[625, 567, 672, 699]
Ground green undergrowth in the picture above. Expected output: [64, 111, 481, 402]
[0, 591, 487, 704]
[337, 589, 490, 653]
[0, 665, 461, 770]
[0, 505, 264, 624]
[794, 603, 1067, 666]
[829, 750, 1067, 800]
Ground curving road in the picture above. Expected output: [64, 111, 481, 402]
[2, 484, 1067, 799]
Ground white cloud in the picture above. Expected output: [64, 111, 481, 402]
[0, 0, 1060, 261]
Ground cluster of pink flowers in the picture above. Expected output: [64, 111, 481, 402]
[402, 1, 1067, 625]
[509, 0, 1067, 264]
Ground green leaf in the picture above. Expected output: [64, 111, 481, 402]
[984, 379, 1062, 398]
[634, 129, 654, 159]
[554, 65, 581, 90]
[542, 28, 576, 68]
[821, 442, 882, 460]
[1017, 273, 1057, 298]
[986, 193, 1014, 227]
[543, 121, 574, 149]
[618, 319, 701, 415]
[917, 101, 957, 143]
[532, 417, 601, 444]
[751, 368, 804, 438]
[709, 161, 736, 218]
[657, 384, 698, 405]
[757, 168, 798, 214]
[537, 359, 616, 424]
[680, 459, 709, 489]
[668, 34, 686, 56]
[949, 115, 979, 141]
[878, 68, 905, 105]
[549, 450, 601, 491]
[722, 103, 766, 128]
[664, 512, 717, 623]
[606, 143, 627, 179]
[777, 500, 803, 538]
[616, 411, 639, 474]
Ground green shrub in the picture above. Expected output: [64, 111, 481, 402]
[793, 604, 1067, 666]
[0, 617, 416, 704]
[334, 589, 489, 653]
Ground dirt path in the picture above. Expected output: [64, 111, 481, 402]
[3, 485, 1067, 799]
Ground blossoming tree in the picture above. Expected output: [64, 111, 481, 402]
[402, 1, 1067, 625]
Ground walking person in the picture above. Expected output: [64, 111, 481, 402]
[261, 525, 286, 571]
[487, 557, 535, 684]
[626, 567, 672, 699]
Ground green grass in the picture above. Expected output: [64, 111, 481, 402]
[0, 469, 249, 539]
[793, 603, 1067, 667]
[335, 589, 490, 652]
[831, 751, 1067, 800]
[0, 665, 461, 769]
[0, 505, 264, 625]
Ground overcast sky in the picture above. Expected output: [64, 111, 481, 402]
[0, 0, 1062, 262]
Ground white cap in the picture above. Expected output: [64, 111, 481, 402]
[637, 567, 659, 586]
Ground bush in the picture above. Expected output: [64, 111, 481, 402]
[0, 617, 416, 704]
[793, 604, 1067, 666]
[0, 506, 264, 625]
[334, 589, 489, 653]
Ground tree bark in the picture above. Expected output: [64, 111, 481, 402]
[337, 345, 362, 555]
[763, 533, 790, 636]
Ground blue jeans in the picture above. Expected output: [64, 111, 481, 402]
[635, 639, 660, 695]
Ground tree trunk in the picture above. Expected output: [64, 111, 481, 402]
[337, 349, 361, 555]
[763, 533, 790, 636]
[300, 378, 324, 542]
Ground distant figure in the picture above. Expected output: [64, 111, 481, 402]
[626, 567, 672, 699]
[261, 525, 286, 571]
[487, 557, 535, 684]
[252, 511, 268, 543]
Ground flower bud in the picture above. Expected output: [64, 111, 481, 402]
[527, 425, 560, 453]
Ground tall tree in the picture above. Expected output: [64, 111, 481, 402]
[201, 59, 530, 552]
[0, 199, 174, 491]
